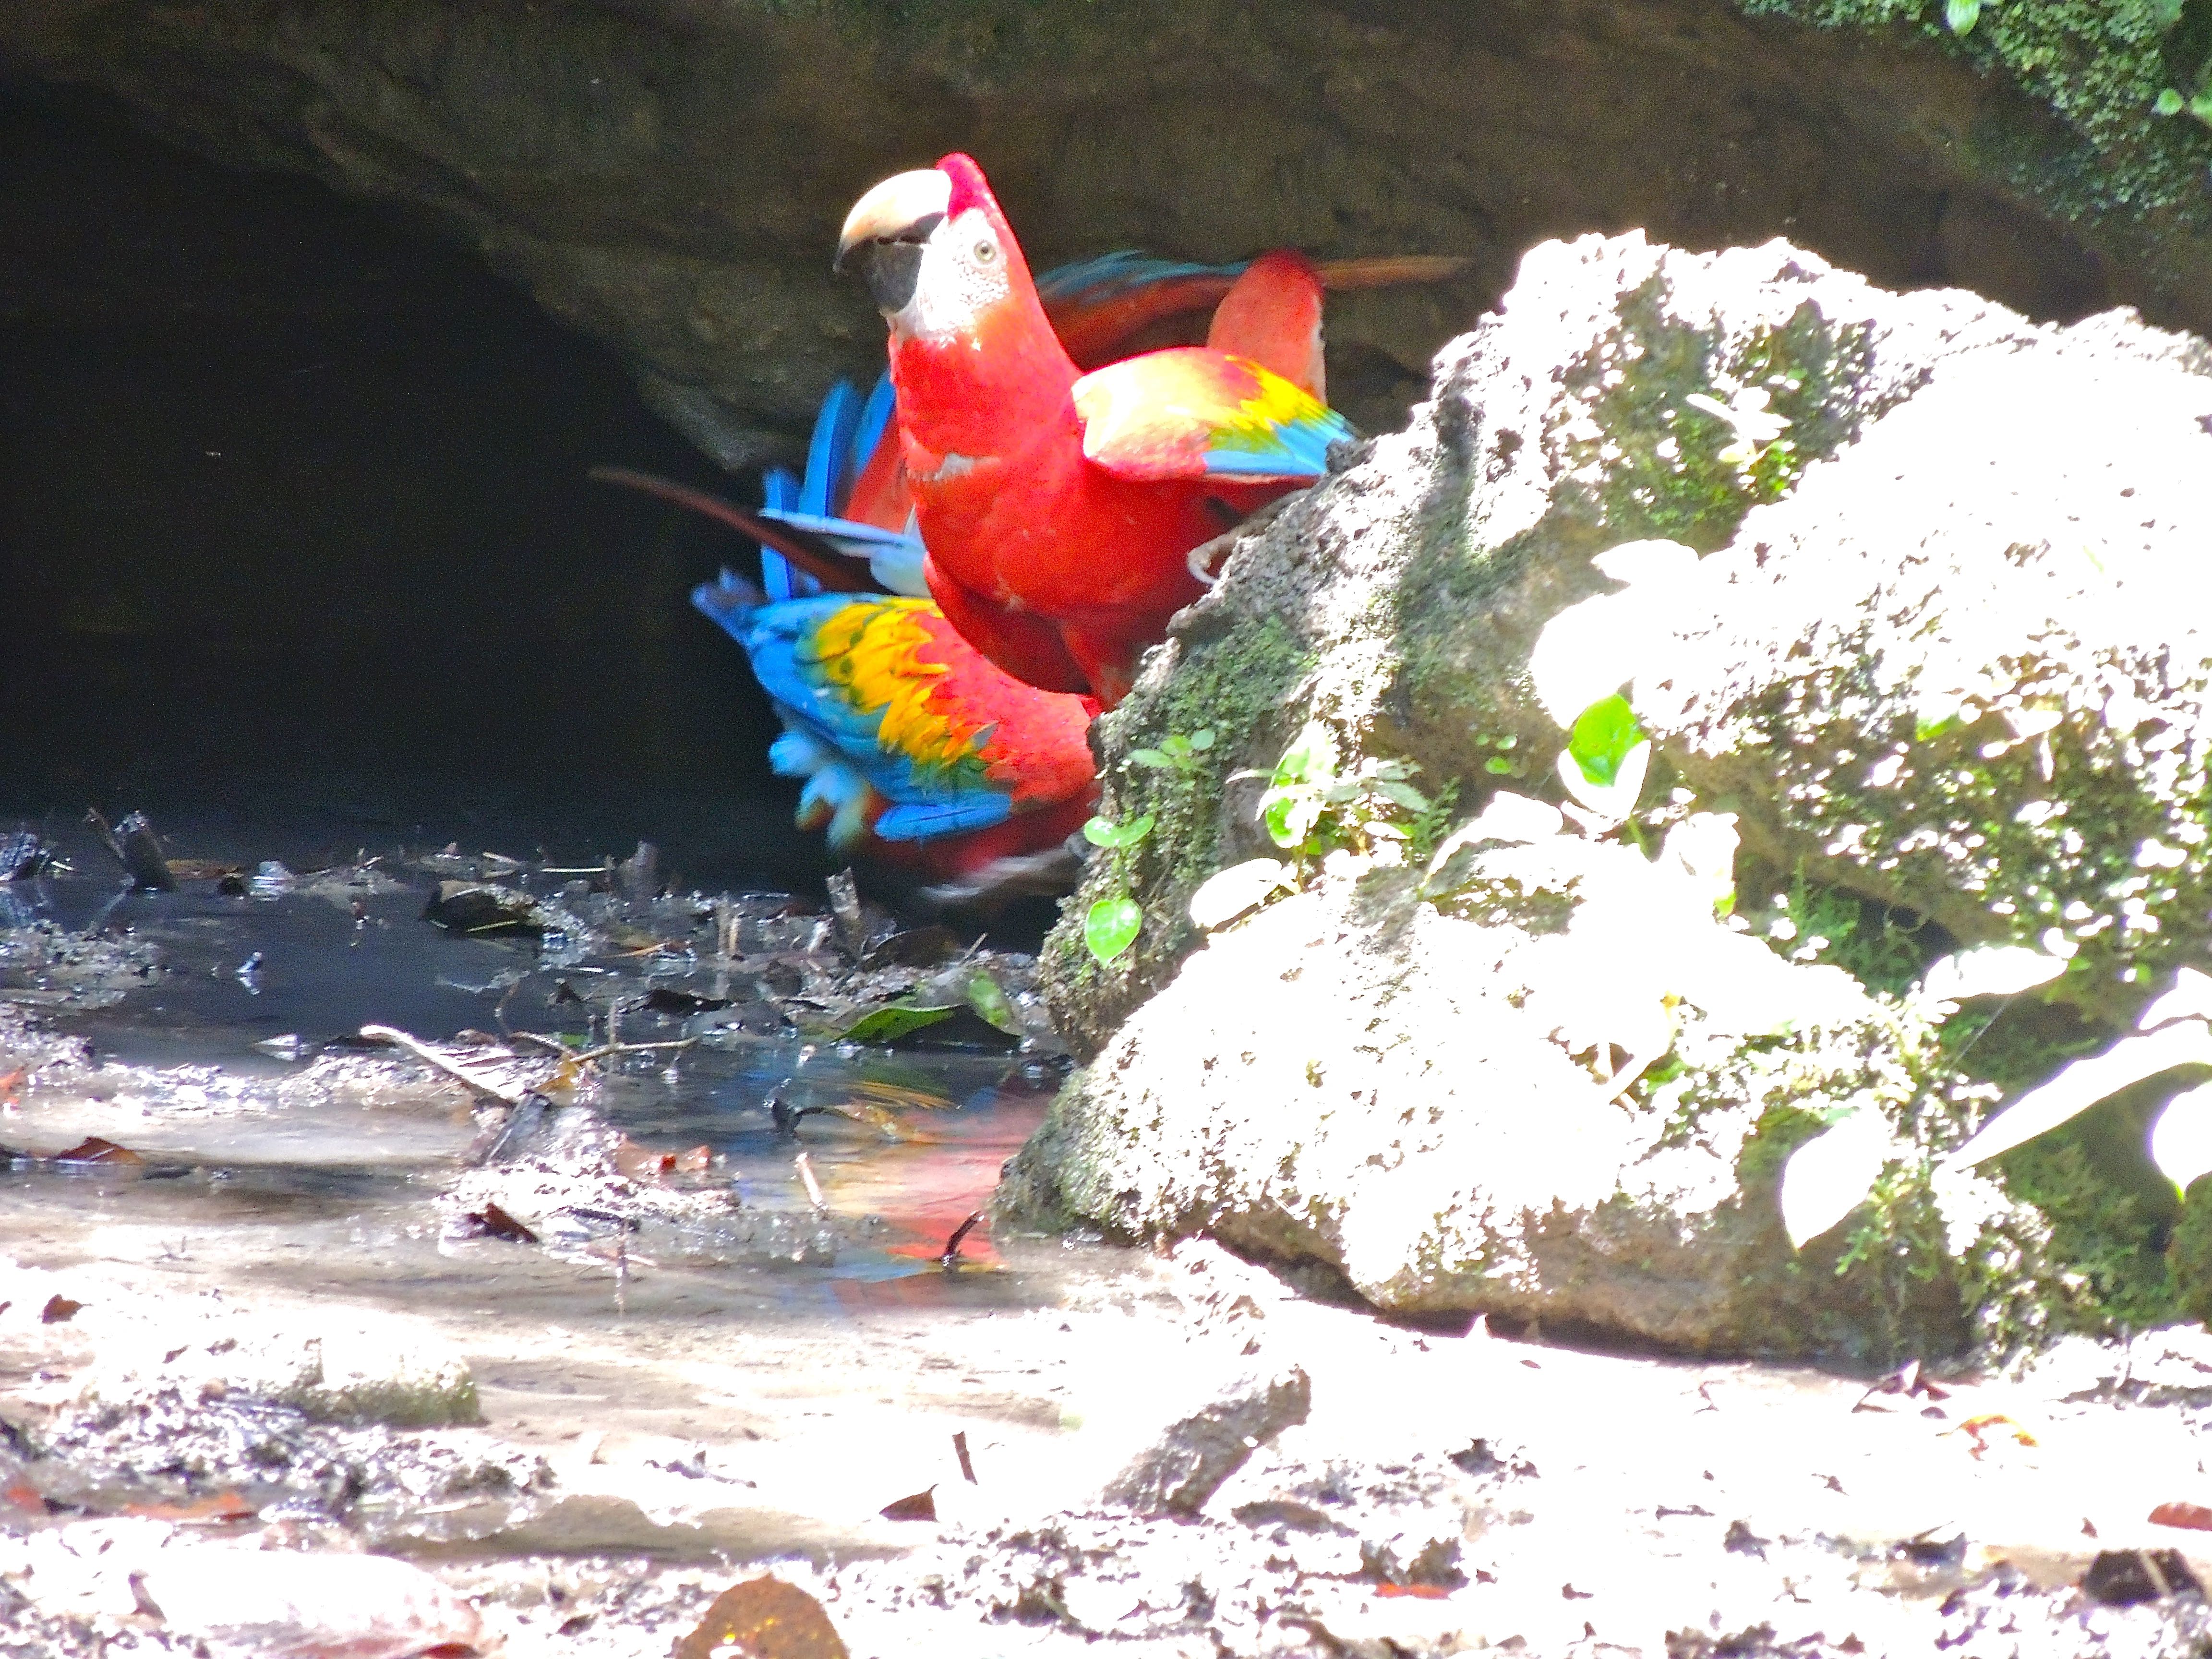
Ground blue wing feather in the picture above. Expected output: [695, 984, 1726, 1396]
[801, 381, 865, 516]
[876, 796, 1014, 841]
[692, 376, 1031, 852]
[739, 597, 1016, 838]
[691, 567, 765, 641]
[757, 468, 810, 600]
[757, 508, 930, 598]
[1202, 415, 1345, 478]
[1034, 250, 1247, 306]
[849, 373, 897, 499]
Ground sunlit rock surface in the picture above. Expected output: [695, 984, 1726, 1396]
[1020, 231, 2212, 1356]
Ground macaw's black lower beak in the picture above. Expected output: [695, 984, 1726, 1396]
[836, 168, 951, 318]
[839, 234, 931, 316]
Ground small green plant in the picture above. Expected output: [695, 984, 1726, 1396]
[1683, 386, 1794, 472]
[1127, 729, 1215, 775]
[1079, 813, 1154, 964]
[1082, 812, 1154, 851]
[1778, 963, 2212, 1251]
[2153, 84, 2212, 125]
[1556, 693, 1654, 827]
[1084, 895, 1142, 964]
[1764, 872, 1929, 996]
[1255, 721, 1431, 859]
[1406, 779, 1462, 865]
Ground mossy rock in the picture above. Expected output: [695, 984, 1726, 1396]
[1011, 824, 2082, 1361]
[1026, 230, 2212, 1353]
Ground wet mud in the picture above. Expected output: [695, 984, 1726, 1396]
[6, 820, 2212, 1657]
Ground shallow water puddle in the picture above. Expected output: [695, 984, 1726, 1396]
[0, 850, 1140, 1563]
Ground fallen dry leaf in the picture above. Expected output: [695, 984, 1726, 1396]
[2150, 1501, 2212, 1532]
[51, 1137, 143, 1165]
[4, 1481, 48, 1516]
[123, 1490, 257, 1525]
[879, 1486, 938, 1522]
[1954, 1412, 2037, 1460]
[613, 1136, 712, 1180]
[40, 1295, 81, 1324]
[458, 1202, 538, 1244]
[674, 1575, 849, 1659]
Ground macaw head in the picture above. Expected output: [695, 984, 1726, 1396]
[836, 154, 1046, 346]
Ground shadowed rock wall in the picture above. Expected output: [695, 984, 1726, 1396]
[5, 0, 2197, 462]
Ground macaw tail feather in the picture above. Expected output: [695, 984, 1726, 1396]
[1037, 248, 1475, 371]
[755, 507, 929, 598]
[689, 566, 767, 644]
[1312, 253, 1473, 289]
[588, 466, 874, 594]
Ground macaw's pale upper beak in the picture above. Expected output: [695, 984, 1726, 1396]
[834, 167, 952, 315]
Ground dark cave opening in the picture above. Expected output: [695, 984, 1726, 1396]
[0, 81, 818, 884]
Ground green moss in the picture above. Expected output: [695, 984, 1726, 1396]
[1393, 286, 1891, 798]
[1735, 1098, 1832, 1186]
[2000, 1132, 2179, 1329]
[1564, 297, 1873, 551]
[1739, 0, 2212, 227]
[1719, 652, 2212, 1027]
[2166, 1173, 2212, 1323]
[1639, 1009, 2174, 1360]
[1043, 611, 1313, 1046]
[1768, 872, 1945, 996]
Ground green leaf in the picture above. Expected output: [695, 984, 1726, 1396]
[1187, 729, 1217, 752]
[1943, 0, 1979, 34]
[2151, 0, 2185, 28]
[1084, 896, 1142, 964]
[2152, 1083, 2212, 1193]
[1271, 722, 1337, 788]
[2190, 89, 2212, 126]
[2155, 87, 2187, 116]
[1374, 780, 1431, 813]
[1188, 858, 1295, 929]
[1262, 791, 1324, 851]
[1567, 694, 1646, 788]
[964, 971, 1023, 1035]
[1778, 1105, 1892, 1249]
[1082, 813, 1155, 850]
[839, 1004, 958, 1044]
[1945, 1021, 2212, 1170]
[1483, 757, 1518, 775]
[1127, 748, 1176, 770]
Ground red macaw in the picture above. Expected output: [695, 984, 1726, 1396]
[1034, 248, 1469, 376]
[592, 389, 1098, 884]
[835, 154, 1357, 708]
[592, 237, 1415, 881]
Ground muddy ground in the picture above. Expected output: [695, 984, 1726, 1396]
[4, 829, 2212, 1658]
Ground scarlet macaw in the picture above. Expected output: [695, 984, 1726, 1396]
[592, 394, 1098, 882]
[835, 154, 1357, 708]
[592, 237, 1406, 878]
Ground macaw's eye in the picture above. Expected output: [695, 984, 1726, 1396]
[974, 239, 998, 264]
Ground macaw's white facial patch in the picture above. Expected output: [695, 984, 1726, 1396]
[901, 207, 1014, 340]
